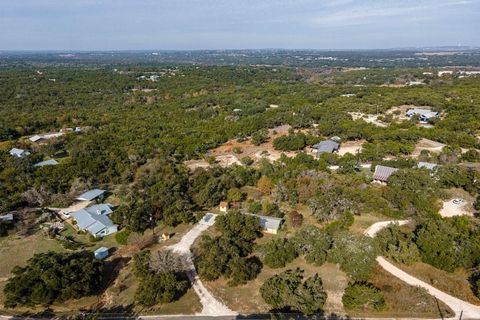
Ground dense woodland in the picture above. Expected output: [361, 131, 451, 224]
[1, 53, 480, 315]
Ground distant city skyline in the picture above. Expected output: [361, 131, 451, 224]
[1, 0, 479, 50]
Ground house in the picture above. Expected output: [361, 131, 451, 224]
[219, 201, 229, 212]
[244, 213, 283, 234]
[417, 162, 439, 170]
[0, 214, 14, 222]
[373, 165, 399, 183]
[34, 159, 59, 167]
[9, 148, 30, 158]
[94, 247, 109, 260]
[70, 204, 117, 237]
[313, 140, 340, 157]
[76, 189, 106, 202]
[405, 108, 439, 122]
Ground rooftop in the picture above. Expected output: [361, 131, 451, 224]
[76, 189, 106, 201]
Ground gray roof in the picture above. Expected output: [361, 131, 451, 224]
[34, 159, 59, 167]
[85, 204, 113, 215]
[71, 205, 116, 235]
[313, 140, 340, 154]
[417, 162, 438, 170]
[0, 213, 14, 221]
[29, 135, 44, 142]
[373, 165, 399, 182]
[10, 148, 30, 158]
[76, 189, 105, 201]
[244, 213, 283, 231]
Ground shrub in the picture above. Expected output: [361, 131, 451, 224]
[115, 230, 130, 245]
[342, 282, 385, 311]
[288, 210, 303, 228]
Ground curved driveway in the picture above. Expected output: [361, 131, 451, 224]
[365, 220, 480, 320]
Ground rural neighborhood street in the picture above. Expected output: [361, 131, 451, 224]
[365, 220, 480, 319]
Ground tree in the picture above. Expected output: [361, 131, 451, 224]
[328, 232, 377, 281]
[292, 226, 331, 266]
[260, 268, 327, 315]
[227, 187, 244, 203]
[342, 282, 385, 311]
[257, 176, 273, 194]
[133, 250, 189, 307]
[288, 210, 303, 228]
[385, 169, 439, 218]
[252, 129, 269, 145]
[273, 134, 307, 151]
[262, 238, 298, 268]
[3, 251, 103, 308]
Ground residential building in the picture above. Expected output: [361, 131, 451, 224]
[34, 159, 59, 167]
[70, 204, 117, 238]
[244, 213, 283, 234]
[417, 162, 439, 170]
[9, 148, 30, 158]
[405, 108, 439, 122]
[373, 165, 399, 182]
[76, 189, 106, 202]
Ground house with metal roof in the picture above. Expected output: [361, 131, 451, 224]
[34, 159, 59, 167]
[373, 165, 399, 183]
[417, 162, 439, 170]
[244, 213, 283, 234]
[29, 135, 45, 143]
[406, 108, 439, 122]
[76, 189, 106, 201]
[313, 140, 340, 157]
[70, 204, 117, 238]
[9, 148, 30, 158]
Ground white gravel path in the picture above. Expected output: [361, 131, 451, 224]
[365, 220, 480, 319]
[167, 214, 237, 317]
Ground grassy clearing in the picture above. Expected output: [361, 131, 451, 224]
[350, 212, 390, 235]
[204, 257, 348, 315]
[394, 261, 480, 305]
[347, 265, 454, 319]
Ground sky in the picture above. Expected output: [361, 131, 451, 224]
[0, 0, 479, 50]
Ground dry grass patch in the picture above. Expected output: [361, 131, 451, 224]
[203, 258, 348, 315]
[394, 262, 480, 305]
[348, 265, 454, 318]
[349, 213, 389, 235]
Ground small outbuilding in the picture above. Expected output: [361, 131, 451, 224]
[94, 247, 109, 260]
[219, 201, 229, 212]
[373, 165, 399, 183]
[76, 189, 106, 202]
[313, 140, 340, 157]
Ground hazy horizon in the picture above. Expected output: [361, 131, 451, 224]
[1, 0, 479, 51]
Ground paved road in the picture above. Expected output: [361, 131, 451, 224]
[365, 220, 480, 320]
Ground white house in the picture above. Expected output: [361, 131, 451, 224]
[9, 148, 30, 158]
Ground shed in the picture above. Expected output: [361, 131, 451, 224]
[94, 247, 109, 260]
[76, 189, 106, 201]
[219, 201, 229, 212]
[29, 135, 45, 143]
[373, 165, 399, 182]
[313, 140, 340, 156]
